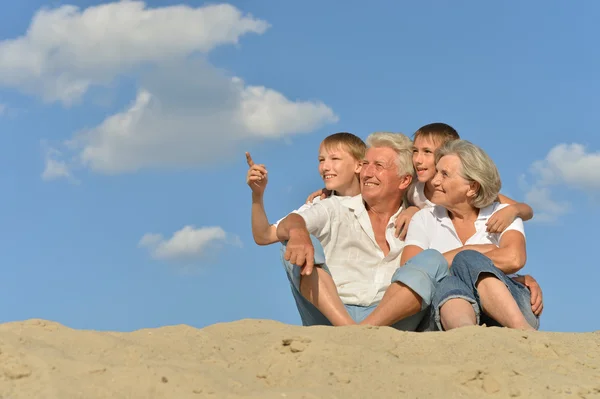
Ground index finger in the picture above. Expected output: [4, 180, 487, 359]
[303, 248, 315, 275]
[245, 152, 254, 167]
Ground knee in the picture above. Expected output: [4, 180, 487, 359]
[451, 250, 494, 277]
[406, 249, 449, 281]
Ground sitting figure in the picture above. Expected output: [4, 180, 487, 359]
[401, 139, 539, 331]
[276, 132, 449, 330]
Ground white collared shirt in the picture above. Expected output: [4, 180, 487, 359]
[405, 202, 525, 275]
[297, 194, 405, 306]
[407, 181, 435, 209]
[273, 192, 346, 227]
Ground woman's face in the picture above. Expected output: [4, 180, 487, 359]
[430, 154, 474, 207]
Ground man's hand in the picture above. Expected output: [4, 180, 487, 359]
[306, 188, 331, 204]
[394, 206, 419, 239]
[245, 152, 268, 196]
[284, 228, 315, 276]
[486, 205, 518, 233]
[513, 274, 544, 316]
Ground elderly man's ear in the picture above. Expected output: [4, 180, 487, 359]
[398, 174, 413, 190]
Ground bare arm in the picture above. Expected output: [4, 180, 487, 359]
[276, 213, 315, 275]
[497, 194, 533, 221]
[276, 213, 308, 241]
[251, 193, 278, 245]
[480, 230, 527, 274]
[246, 152, 278, 246]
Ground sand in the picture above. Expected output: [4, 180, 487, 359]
[0, 318, 599, 398]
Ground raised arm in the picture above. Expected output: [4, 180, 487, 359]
[486, 194, 533, 233]
[246, 152, 278, 245]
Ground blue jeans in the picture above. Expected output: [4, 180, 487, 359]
[281, 237, 448, 331]
[430, 250, 539, 331]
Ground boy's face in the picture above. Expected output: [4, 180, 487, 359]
[318, 144, 361, 193]
[412, 135, 442, 183]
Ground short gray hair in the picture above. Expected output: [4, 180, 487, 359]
[435, 140, 501, 208]
[365, 132, 414, 177]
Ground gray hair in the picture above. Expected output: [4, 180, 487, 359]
[435, 140, 501, 208]
[365, 132, 414, 177]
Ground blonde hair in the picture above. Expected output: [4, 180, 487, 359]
[365, 132, 414, 176]
[321, 132, 366, 161]
[435, 140, 501, 208]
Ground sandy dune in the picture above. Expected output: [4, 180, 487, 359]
[1, 318, 599, 398]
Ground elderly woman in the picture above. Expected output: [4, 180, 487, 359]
[400, 140, 539, 331]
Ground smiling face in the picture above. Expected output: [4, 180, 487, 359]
[318, 143, 362, 196]
[412, 135, 442, 183]
[360, 146, 410, 204]
[430, 154, 477, 208]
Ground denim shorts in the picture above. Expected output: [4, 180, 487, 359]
[429, 250, 539, 331]
[280, 236, 448, 331]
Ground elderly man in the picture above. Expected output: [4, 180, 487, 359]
[276, 132, 448, 330]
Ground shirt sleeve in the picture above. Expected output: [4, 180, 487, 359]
[495, 204, 526, 241]
[296, 201, 332, 239]
[404, 209, 431, 249]
[272, 197, 321, 227]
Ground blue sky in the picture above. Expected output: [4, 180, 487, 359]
[1, 0, 598, 333]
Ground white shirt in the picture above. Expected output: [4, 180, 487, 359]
[273, 193, 348, 227]
[404, 202, 525, 276]
[297, 194, 405, 306]
[407, 181, 435, 209]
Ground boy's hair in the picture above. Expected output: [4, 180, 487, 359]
[413, 123, 460, 146]
[321, 132, 367, 161]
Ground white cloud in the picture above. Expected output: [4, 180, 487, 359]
[139, 225, 240, 261]
[523, 185, 569, 223]
[1, 2, 337, 176]
[523, 143, 600, 223]
[68, 63, 337, 173]
[41, 148, 76, 182]
[530, 143, 600, 191]
[0, 1, 269, 104]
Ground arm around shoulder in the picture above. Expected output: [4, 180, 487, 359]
[498, 194, 533, 222]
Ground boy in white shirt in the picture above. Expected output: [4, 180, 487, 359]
[246, 132, 365, 245]
[246, 132, 367, 326]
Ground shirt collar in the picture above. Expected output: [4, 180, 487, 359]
[433, 203, 498, 223]
[341, 194, 404, 225]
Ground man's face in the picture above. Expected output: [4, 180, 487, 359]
[360, 147, 408, 203]
[318, 144, 361, 195]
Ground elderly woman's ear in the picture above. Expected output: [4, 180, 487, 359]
[467, 181, 480, 200]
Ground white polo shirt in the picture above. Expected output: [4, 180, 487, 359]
[404, 202, 525, 276]
[297, 194, 405, 306]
